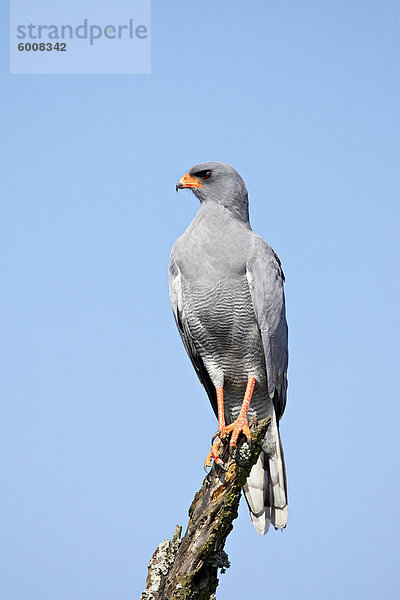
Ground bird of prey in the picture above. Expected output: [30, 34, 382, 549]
[169, 162, 288, 535]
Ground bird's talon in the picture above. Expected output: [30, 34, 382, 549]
[211, 431, 220, 444]
[204, 451, 213, 470]
[205, 431, 229, 469]
[215, 457, 227, 471]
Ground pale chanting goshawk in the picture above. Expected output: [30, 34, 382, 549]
[169, 162, 288, 534]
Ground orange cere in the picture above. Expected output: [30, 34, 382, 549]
[178, 173, 204, 188]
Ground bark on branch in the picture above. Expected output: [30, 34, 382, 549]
[141, 416, 270, 600]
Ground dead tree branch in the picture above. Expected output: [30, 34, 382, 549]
[142, 416, 270, 600]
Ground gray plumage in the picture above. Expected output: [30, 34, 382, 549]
[169, 162, 288, 534]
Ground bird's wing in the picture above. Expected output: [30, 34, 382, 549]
[246, 236, 288, 420]
[169, 249, 218, 416]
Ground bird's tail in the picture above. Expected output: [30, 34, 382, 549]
[243, 411, 287, 535]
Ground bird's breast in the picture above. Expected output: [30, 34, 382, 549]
[174, 205, 252, 283]
[181, 276, 265, 383]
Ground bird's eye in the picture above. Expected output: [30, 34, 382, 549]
[196, 170, 212, 180]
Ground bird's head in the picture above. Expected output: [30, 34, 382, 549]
[176, 161, 249, 223]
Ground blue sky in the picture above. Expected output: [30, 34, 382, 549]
[1, 1, 399, 599]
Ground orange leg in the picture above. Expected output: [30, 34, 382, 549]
[224, 376, 256, 447]
[204, 386, 225, 468]
[216, 386, 226, 431]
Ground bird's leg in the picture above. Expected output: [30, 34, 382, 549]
[204, 386, 226, 468]
[224, 376, 256, 447]
[216, 385, 226, 432]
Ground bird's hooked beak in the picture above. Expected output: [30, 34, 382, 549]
[176, 172, 204, 192]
